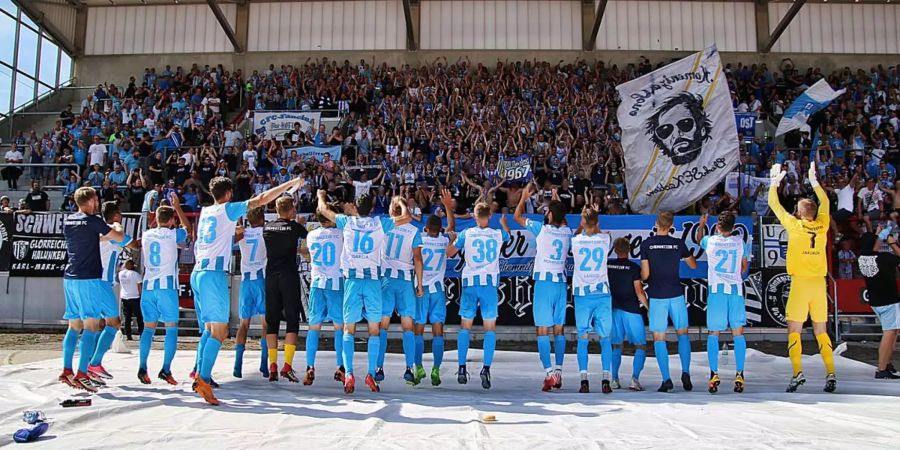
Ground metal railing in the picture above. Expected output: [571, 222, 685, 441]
[827, 272, 840, 342]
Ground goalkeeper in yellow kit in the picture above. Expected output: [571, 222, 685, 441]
[768, 164, 837, 393]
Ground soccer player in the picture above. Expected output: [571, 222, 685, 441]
[138, 193, 190, 385]
[608, 237, 649, 391]
[60, 187, 125, 392]
[446, 203, 512, 389]
[376, 196, 425, 385]
[305, 201, 346, 385]
[233, 207, 268, 379]
[769, 164, 836, 393]
[414, 190, 456, 386]
[571, 206, 613, 394]
[191, 175, 303, 405]
[641, 211, 697, 392]
[514, 184, 572, 391]
[263, 197, 308, 383]
[87, 201, 138, 381]
[316, 189, 412, 394]
[696, 212, 749, 393]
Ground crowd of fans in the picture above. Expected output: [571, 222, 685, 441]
[0, 57, 897, 275]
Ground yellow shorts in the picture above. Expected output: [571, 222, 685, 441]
[786, 275, 828, 323]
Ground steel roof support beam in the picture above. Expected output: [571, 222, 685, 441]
[762, 0, 806, 53]
[206, 0, 242, 53]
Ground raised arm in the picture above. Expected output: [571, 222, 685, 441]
[808, 166, 829, 227]
[695, 213, 708, 244]
[316, 189, 338, 223]
[767, 164, 791, 225]
[248, 176, 304, 209]
[169, 191, 192, 236]
[440, 189, 455, 232]
[513, 183, 532, 227]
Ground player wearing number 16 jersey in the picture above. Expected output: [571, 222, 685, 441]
[139, 194, 190, 386]
[447, 203, 512, 389]
[514, 184, 572, 391]
[304, 203, 346, 386]
[769, 164, 836, 393]
[316, 190, 413, 394]
[696, 212, 748, 394]
[571, 207, 614, 394]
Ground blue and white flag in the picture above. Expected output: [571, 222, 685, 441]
[775, 79, 846, 137]
[497, 155, 532, 185]
[284, 145, 341, 162]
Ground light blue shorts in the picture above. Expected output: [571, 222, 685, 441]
[532, 279, 568, 327]
[873, 303, 900, 331]
[574, 293, 612, 338]
[309, 286, 344, 325]
[238, 277, 266, 320]
[97, 281, 119, 319]
[343, 278, 382, 324]
[649, 296, 689, 333]
[63, 278, 106, 320]
[706, 292, 746, 332]
[416, 290, 447, 325]
[460, 285, 498, 321]
[382, 277, 416, 319]
[612, 309, 647, 345]
[190, 270, 230, 324]
[142, 288, 180, 324]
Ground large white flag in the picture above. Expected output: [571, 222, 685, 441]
[615, 46, 739, 214]
[775, 78, 846, 137]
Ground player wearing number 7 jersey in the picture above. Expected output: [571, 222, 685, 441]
[316, 190, 413, 394]
[446, 203, 513, 389]
[695, 212, 749, 394]
[514, 183, 572, 391]
[233, 207, 269, 380]
[769, 164, 836, 393]
[138, 193, 191, 386]
[191, 175, 305, 405]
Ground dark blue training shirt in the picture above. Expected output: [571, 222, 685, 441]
[607, 257, 642, 314]
[640, 234, 689, 299]
[63, 212, 112, 279]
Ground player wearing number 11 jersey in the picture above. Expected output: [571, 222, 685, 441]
[769, 164, 836, 393]
[447, 203, 512, 389]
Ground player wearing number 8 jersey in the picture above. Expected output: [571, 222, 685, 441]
[769, 164, 836, 393]
[316, 190, 413, 394]
[138, 194, 190, 386]
[191, 175, 304, 405]
[696, 212, 749, 394]
[447, 203, 512, 389]
[514, 183, 572, 391]
[571, 206, 614, 394]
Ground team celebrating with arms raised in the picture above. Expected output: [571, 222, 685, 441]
[59, 162, 842, 404]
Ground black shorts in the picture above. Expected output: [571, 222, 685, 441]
[265, 270, 301, 334]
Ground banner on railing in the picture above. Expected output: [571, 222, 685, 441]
[284, 145, 342, 162]
[735, 112, 757, 140]
[760, 222, 787, 268]
[0, 213, 12, 273]
[9, 212, 143, 277]
[252, 111, 321, 140]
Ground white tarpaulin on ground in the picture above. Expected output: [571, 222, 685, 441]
[252, 111, 321, 140]
[616, 45, 739, 214]
[2, 348, 899, 448]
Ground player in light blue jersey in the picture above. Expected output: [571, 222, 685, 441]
[377, 196, 425, 386]
[138, 193, 191, 386]
[304, 202, 347, 386]
[87, 201, 139, 382]
[233, 207, 268, 379]
[514, 184, 572, 391]
[696, 212, 749, 394]
[414, 190, 455, 386]
[316, 189, 413, 394]
[446, 202, 512, 389]
[191, 175, 304, 405]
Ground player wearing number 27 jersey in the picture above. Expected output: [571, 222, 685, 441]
[769, 164, 836, 393]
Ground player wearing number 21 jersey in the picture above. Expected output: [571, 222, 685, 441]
[447, 202, 512, 390]
[571, 206, 614, 394]
[139, 195, 190, 387]
[769, 164, 835, 393]
[696, 212, 748, 394]
[514, 184, 572, 391]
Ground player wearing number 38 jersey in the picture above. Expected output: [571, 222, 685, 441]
[769, 164, 836, 393]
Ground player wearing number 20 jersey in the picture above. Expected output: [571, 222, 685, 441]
[571, 207, 614, 394]
[305, 218, 345, 385]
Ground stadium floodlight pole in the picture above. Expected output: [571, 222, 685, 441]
[762, 0, 807, 53]
[206, 0, 243, 53]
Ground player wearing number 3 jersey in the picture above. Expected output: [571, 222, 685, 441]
[447, 202, 512, 389]
[514, 183, 572, 392]
[769, 164, 836, 393]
